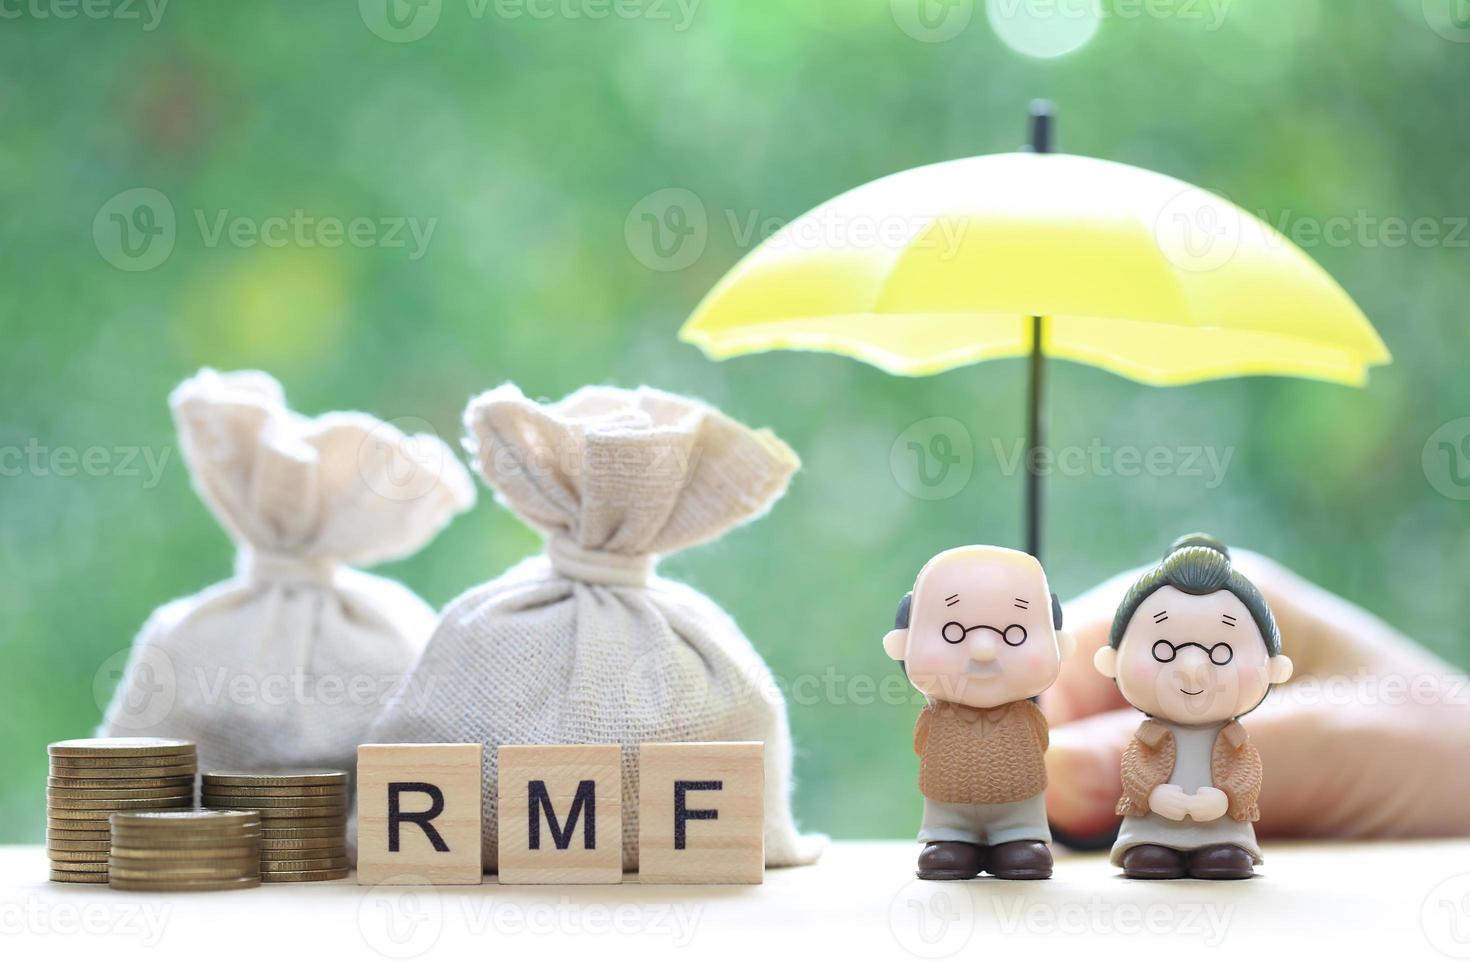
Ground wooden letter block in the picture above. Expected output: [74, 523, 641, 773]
[497, 744, 622, 884]
[357, 743, 483, 885]
[637, 742, 763, 884]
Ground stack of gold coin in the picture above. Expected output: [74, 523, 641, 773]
[201, 770, 349, 881]
[108, 809, 261, 891]
[47, 737, 197, 883]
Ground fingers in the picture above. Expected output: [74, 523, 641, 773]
[1042, 567, 1139, 726]
[1045, 708, 1136, 838]
[1046, 690, 1470, 841]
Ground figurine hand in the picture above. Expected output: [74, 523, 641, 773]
[1187, 787, 1229, 822]
[1043, 550, 1470, 841]
[1147, 784, 1192, 821]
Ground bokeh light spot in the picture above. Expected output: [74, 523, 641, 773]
[986, 0, 1101, 59]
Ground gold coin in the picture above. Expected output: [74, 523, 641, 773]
[50, 813, 189, 827]
[47, 820, 112, 832]
[200, 787, 346, 800]
[260, 833, 344, 846]
[112, 807, 259, 825]
[108, 876, 258, 892]
[47, 851, 110, 864]
[48, 775, 194, 790]
[260, 857, 349, 872]
[49, 803, 194, 815]
[50, 870, 110, 884]
[111, 823, 261, 837]
[262, 854, 346, 866]
[109, 838, 259, 853]
[201, 798, 347, 813]
[49, 784, 197, 800]
[256, 814, 345, 827]
[109, 846, 259, 860]
[111, 825, 261, 839]
[46, 842, 110, 852]
[200, 799, 349, 813]
[49, 738, 195, 758]
[110, 822, 261, 840]
[51, 860, 111, 872]
[200, 782, 346, 798]
[260, 868, 349, 882]
[259, 837, 346, 849]
[108, 854, 259, 869]
[46, 828, 111, 840]
[51, 750, 195, 763]
[108, 865, 261, 881]
[198, 802, 345, 818]
[50, 763, 196, 778]
[49, 802, 193, 818]
[201, 769, 347, 788]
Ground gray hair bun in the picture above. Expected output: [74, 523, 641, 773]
[1166, 532, 1230, 561]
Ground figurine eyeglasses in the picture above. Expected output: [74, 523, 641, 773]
[1151, 639, 1234, 666]
[941, 622, 1028, 647]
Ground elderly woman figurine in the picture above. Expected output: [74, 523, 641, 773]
[1093, 534, 1294, 879]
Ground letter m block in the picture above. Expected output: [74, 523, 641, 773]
[497, 744, 623, 884]
[357, 743, 483, 885]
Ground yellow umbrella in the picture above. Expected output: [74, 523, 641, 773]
[680, 104, 1391, 556]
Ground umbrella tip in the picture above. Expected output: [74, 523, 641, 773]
[1026, 100, 1056, 154]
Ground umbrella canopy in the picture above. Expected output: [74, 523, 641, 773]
[679, 107, 1391, 559]
[681, 152, 1390, 386]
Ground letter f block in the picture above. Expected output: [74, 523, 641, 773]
[497, 744, 623, 884]
[357, 743, 483, 885]
[638, 742, 764, 884]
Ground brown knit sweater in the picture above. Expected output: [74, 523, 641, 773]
[1115, 719, 1263, 822]
[914, 699, 1050, 805]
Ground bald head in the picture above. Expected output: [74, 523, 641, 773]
[885, 545, 1074, 708]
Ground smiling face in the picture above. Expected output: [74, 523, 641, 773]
[1112, 585, 1275, 724]
[888, 546, 1068, 709]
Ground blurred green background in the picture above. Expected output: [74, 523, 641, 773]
[2, 0, 1466, 844]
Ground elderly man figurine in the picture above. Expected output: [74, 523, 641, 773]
[884, 545, 1074, 880]
[1093, 533, 1294, 879]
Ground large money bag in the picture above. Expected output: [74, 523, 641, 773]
[367, 383, 826, 870]
[102, 369, 475, 774]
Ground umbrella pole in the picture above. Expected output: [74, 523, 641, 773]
[1022, 100, 1054, 560]
[1025, 315, 1045, 559]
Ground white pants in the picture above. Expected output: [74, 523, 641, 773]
[918, 793, 1052, 847]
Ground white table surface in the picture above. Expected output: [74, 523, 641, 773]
[4, 840, 1469, 977]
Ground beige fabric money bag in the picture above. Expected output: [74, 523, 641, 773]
[366, 383, 826, 870]
[102, 369, 476, 775]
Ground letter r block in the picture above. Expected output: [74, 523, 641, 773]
[357, 743, 483, 885]
[637, 742, 764, 884]
[497, 744, 623, 884]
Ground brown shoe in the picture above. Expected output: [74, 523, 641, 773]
[917, 841, 986, 880]
[1188, 845, 1255, 880]
[1121, 844, 1186, 879]
[987, 840, 1053, 880]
